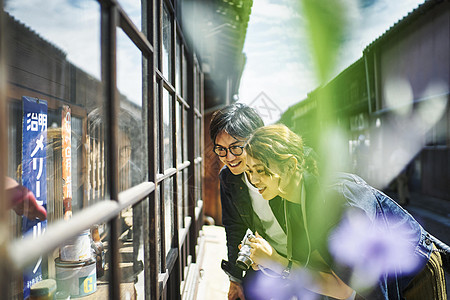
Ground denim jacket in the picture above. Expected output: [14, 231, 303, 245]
[221, 167, 433, 298]
[219, 165, 284, 282]
[301, 172, 434, 299]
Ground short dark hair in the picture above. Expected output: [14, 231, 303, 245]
[209, 103, 264, 143]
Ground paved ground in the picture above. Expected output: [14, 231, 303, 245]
[196, 225, 229, 300]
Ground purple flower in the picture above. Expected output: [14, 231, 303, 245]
[246, 268, 319, 300]
[329, 209, 421, 289]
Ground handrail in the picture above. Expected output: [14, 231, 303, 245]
[6, 181, 155, 272]
[177, 161, 191, 170]
[118, 181, 155, 208]
[156, 168, 177, 183]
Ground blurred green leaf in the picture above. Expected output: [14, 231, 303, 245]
[300, 0, 347, 82]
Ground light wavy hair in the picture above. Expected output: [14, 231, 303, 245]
[245, 124, 318, 179]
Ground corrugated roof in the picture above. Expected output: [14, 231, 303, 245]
[364, 0, 447, 52]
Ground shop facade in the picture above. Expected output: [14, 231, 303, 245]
[0, 0, 251, 299]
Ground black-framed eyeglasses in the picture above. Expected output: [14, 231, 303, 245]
[213, 145, 245, 157]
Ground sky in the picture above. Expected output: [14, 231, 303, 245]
[238, 0, 426, 124]
[4, 0, 143, 106]
[4, 0, 426, 119]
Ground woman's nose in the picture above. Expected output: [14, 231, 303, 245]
[250, 173, 260, 184]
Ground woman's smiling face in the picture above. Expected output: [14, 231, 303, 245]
[215, 131, 247, 175]
[246, 155, 284, 200]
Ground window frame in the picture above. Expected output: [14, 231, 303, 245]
[0, 0, 205, 299]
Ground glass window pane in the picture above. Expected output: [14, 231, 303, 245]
[194, 164, 198, 202]
[71, 116, 83, 213]
[87, 108, 107, 204]
[196, 164, 201, 201]
[176, 101, 182, 165]
[134, 199, 148, 297]
[183, 169, 189, 219]
[162, 3, 172, 81]
[176, 38, 182, 93]
[164, 177, 174, 255]
[117, 29, 146, 192]
[163, 89, 173, 170]
[4, 0, 104, 225]
[194, 66, 199, 109]
[118, 201, 147, 295]
[156, 185, 162, 269]
[118, 0, 141, 31]
[2, 1, 151, 298]
[195, 117, 201, 157]
[57, 223, 110, 297]
[5, 0, 101, 80]
[156, 83, 161, 174]
[117, 30, 142, 106]
[182, 52, 188, 98]
[177, 172, 183, 228]
[95, 222, 109, 291]
[155, 0, 160, 71]
[183, 109, 188, 161]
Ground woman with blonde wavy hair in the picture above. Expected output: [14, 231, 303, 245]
[243, 124, 446, 300]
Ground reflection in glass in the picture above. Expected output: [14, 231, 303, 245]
[156, 83, 161, 174]
[5, 0, 101, 79]
[176, 101, 182, 165]
[196, 164, 201, 203]
[133, 200, 148, 297]
[164, 177, 174, 255]
[156, 185, 161, 270]
[183, 52, 188, 98]
[177, 172, 183, 229]
[183, 109, 188, 162]
[117, 29, 145, 192]
[183, 168, 189, 220]
[7, 103, 20, 186]
[176, 38, 182, 92]
[71, 116, 83, 212]
[155, 0, 160, 71]
[195, 117, 201, 157]
[4, 0, 104, 219]
[95, 222, 109, 289]
[2, 1, 112, 296]
[118, 202, 146, 292]
[163, 89, 173, 170]
[87, 108, 106, 204]
[117, 29, 143, 107]
[194, 66, 199, 110]
[162, 3, 172, 81]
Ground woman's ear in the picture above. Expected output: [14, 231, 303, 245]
[287, 156, 298, 172]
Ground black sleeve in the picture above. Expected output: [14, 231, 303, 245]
[219, 169, 248, 280]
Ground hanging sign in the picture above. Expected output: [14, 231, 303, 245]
[62, 105, 72, 220]
[21, 96, 48, 299]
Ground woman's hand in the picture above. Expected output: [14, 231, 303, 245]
[249, 232, 282, 271]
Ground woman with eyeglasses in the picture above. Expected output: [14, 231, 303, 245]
[209, 103, 288, 300]
[243, 124, 446, 300]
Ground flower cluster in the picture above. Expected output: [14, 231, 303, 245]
[328, 209, 421, 289]
[246, 268, 319, 300]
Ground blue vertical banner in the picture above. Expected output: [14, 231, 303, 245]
[22, 96, 48, 299]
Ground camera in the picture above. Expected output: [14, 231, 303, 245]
[236, 229, 255, 270]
